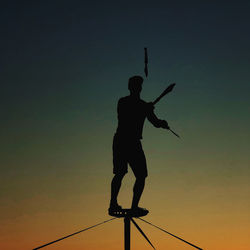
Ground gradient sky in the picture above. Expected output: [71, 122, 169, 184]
[0, 1, 250, 250]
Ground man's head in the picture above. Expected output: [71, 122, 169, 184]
[128, 76, 144, 94]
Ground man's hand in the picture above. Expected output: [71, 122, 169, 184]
[147, 102, 155, 109]
[161, 120, 170, 129]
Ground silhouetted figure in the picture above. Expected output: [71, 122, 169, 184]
[109, 76, 169, 215]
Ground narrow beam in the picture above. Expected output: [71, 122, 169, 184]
[124, 217, 131, 250]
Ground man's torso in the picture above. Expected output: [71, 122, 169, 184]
[115, 96, 149, 140]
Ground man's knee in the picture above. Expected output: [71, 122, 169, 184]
[135, 175, 146, 182]
[114, 172, 126, 181]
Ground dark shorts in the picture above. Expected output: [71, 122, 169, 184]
[113, 134, 148, 178]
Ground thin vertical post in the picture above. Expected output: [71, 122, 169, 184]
[124, 217, 131, 250]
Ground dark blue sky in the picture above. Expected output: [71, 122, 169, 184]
[1, 1, 249, 174]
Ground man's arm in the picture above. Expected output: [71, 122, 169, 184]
[146, 103, 169, 129]
[117, 98, 126, 120]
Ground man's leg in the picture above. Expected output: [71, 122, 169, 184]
[110, 173, 126, 208]
[130, 140, 147, 210]
[131, 176, 146, 209]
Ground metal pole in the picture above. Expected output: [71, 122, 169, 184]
[124, 217, 131, 250]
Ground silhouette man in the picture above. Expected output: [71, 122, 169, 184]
[109, 76, 169, 214]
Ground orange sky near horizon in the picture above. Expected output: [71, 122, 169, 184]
[1, 147, 249, 250]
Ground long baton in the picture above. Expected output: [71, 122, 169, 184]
[144, 47, 148, 77]
[169, 128, 180, 138]
[152, 83, 176, 105]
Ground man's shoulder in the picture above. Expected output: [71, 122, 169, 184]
[118, 96, 130, 102]
[139, 99, 147, 105]
[118, 96, 149, 107]
[118, 96, 138, 105]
